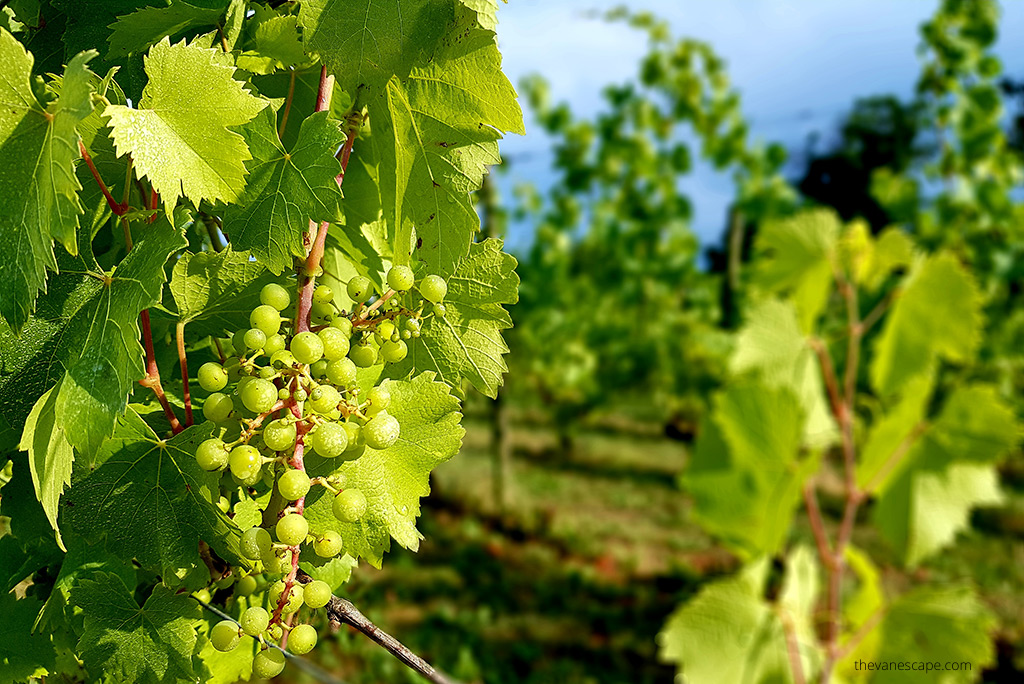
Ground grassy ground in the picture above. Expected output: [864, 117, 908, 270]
[272, 416, 1024, 684]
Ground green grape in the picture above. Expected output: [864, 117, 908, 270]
[347, 276, 371, 303]
[270, 349, 296, 369]
[309, 385, 341, 414]
[327, 358, 358, 386]
[311, 300, 334, 323]
[433, 302, 447, 316]
[196, 438, 229, 471]
[241, 378, 277, 413]
[377, 319, 396, 339]
[244, 328, 266, 351]
[291, 331, 324, 365]
[363, 412, 400, 450]
[313, 531, 343, 558]
[262, 548, 291, 574]
[310, 359, 329, 378]
[349, 343, 377, 368]
[333, 489, 367, 523]
[261, 283, 291, 311]
[318, 327, 350, 360]
[401, 330, 412, 340]
[282, 588, 303, 614]
[211, 620, 240, 652]
[303, 580, 331, 609]
[288, 624, 318, 655]
[259, 366, 277, 379]
[330, 317, 353, 336]
[313, 284, 334, 303]
[231, 330, 248, 355]
[311, 421, 348, 457]
[276, 513, 308, 546]
[339, 423, 365, 461]
[203, 393, 234, 422]
[365, 385, 391, 415]
[264, 333, 287, 356]
[240, 607, 269, 637]
[420, 274, 447, 303]
[192, 587, 211, 604]
[262, 419, 297, 451]
[229, 445, 262, 481]
[381, 339, 408, 363]
[268, 624, 284, 641]
[411, 330, 421, 338]
[269, 579, 289, 605]
[278, 387, 291, 400]
[250, 304, 282, 336]
[215, 573, 236, 589]
[404, 318, 421, 333]
[253, 648, 286, 678]
[197, 362, 228, 392]
[278, 469, 310, 500]
[235, 574, 258, 596]
[387, 265, 415, 291]
[240, 526, 272, 560]
[294, 388, 308, 402]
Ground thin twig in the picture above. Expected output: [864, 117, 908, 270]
[279, 69, 297, 140]
[779, 609, 808, 684]
[139, 311, 182, 434]
[78, 141, 128, 215]
[802, 483, 832, 563]
[176, 322, 193, 426]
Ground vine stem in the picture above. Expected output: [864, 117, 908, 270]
[78, 141, 128, 215]
[176, 322, 193, 426]
[139, 311, 182, 434]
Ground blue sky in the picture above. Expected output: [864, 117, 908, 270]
[491, 0, 1024, 252]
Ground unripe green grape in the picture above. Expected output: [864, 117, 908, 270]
[420, 274, 447, 303]
[262, 548, 291, 574]
[294, 388, 308, 402]
[333, 489, 367, 523]
[215, 573, 236, 589]
[310, 359, 328, 378]
[303, 580, 331, 609]
[377, 319, 396, 339]
[405, 317, 421, 333]
[347, 276, 372, 303]
[311, 300, 334, 323]
[211, 620, 241, 652]
[349, 343, 377, 368]
[196, 438, 229, 471]
[340, 423, 365, 461]
[225, 359, 243, 381]
[282, 588, 303, 614]
[327, 358, 358, 386]
[244, 328, 266, 351]
[288, 623, 318, 655]
[278, 469, 310, 501]
[309, 385, 341, 414]
[232, 330, 248, 356]
[253, 648, 286, 678]
[270, 349, 296, 369]
[278, 387, 291, 400]
[262, 419, 297, 452]
[259, 365, 277, 379]
[197, 362, 228, 392]
[235, 574, 258, 596]
[318, 327, 350, 360]
[330, 317, 353, 336]
[365, 385, 391, 415]
[313, 531, 343, 558]
[264, 333, 287, 356]
[269, 579, 289, 605]
[363, 412, 400, 450]
[291, 331, 324, 365]
[401, 330, 412, 340]
[229, 445, 262, 481]
[240, 526, 272, 560]
[241, 378, 277, 413]
[311, 421, 348, 457]
[411, 330, 421, 338]
[313, 284, 334, 303]
[203, 392, 234, 422]
[387, 265, 415, 291]
[240, 607, 270, 637]
[192, 587, 212, 604]
[268, 624, 284, 641]
[381, 339, 408, 363]
[433, 302, 447, 316]
[250, 304, 282, 336]
[261, 283, 291, 311]
[276, 513, 309, 546]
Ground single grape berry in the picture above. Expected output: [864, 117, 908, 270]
[269, 580, 290, 604]
[433, 302, 447, 316]
[262, 548, 292, 574]
[310, 359, 329, 380]
[363, 412, 400, 450]
[193, 587, 212, 604]
[250, 304, 282, 336]
[276, 513, 309, 546]
[282, 588, 304, 614]
[197, 362, 228, 392]
[365, 385, 391, 415]
[243, 328, 266, 351]
[340, 423, 365, 461]
[240, 606, 270, 636]
[313, 531, 344, 558]
[235, 574, 258, 596]
[263, 419, 297, 451]
[229, 445, 262, 481]
[241, 378, 277, 414]
[270, 349, 296, 369]
[232, 330, 248, 355]
[240, 526, 272, 560]
[349, 343, 377, 368]
[420, 274, 447, 303]
[211, 620, 241, 652]
[313, 284, 334, 303]
[311, 421, 348, 457]
[347, 276, 372, 303]
[288, 624, 318, 655]
[331, 317, 354, 336]
[404, 318, 421, 333]
[291, 331, 324, 365]
[203, 393, 234, 422]
[261, 283, 291, 311]
[278, 469, 310, 501]
[303, 580, 331, 609]
[196, 438, 229, 471]
[311, 300, 334, 323]
[254, 648, 286, 678]
[387, 265, 415, 291]
[327, 358, 358, 386]
[259, 366, 277, 379]
[309, 385, 341, 415]
[377, 320, 396, 339]
[382, 339, 408, 363]
[319, 327, 350, 360]
[333, 489, 368, 522]
[264, 333, 287, 356]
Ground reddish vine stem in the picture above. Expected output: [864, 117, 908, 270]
[780, 610, 808, 684]
[176, 322, 193, 426]
[139, 311, 182, 434]
[279, 69, 297, 139]
[78, 141, 128, 215]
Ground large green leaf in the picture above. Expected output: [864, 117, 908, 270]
[104, 37, 266, 211]
[20, 383, 75, 547]
[856, 374, 932, 494]
[302, 373, 464, 567]
[0, 457, 64, 594]
[107, 0, 229, 58]
[0, 29, 96, 331]
[170, 247, 274, 339]
[0, 591, 55, 683]
[236, 3, 311, 74]
[226, 108, 345, 273]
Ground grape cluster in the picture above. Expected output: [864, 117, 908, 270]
[192, 267, 447, 673]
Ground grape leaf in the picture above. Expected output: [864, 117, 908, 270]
[236, 3, 309, 74]
[658, 558, 793, 684]
[298, 0, 453, 101]
[37, 537, 136, 632]
[918, 384, 1018, 467]
[107, 0, 229, 58]
[778, 546, 822, 680]
[370, 5, 524, 276]
[836, 546, 885, 681]
[0, 30, 96, 332]
[104, 37, 267, 211]
[225, 108, 345, 273]
[461, 0, 500, 30]
[302, 373, 464, 567]
[196, 623, 258, 684]
[854, 226, 915, 291]
[386, 239, 518, 397]
[870, 252, 982, 396]
[73, 572, 201, 684]
[20, 383, 74, 548]
[856, 373, 932, 494]
[0, 592, 55, 683]
[300, 553, 359, 591]
[63, 410, 242, 586]
[0, 457, 64, 594]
